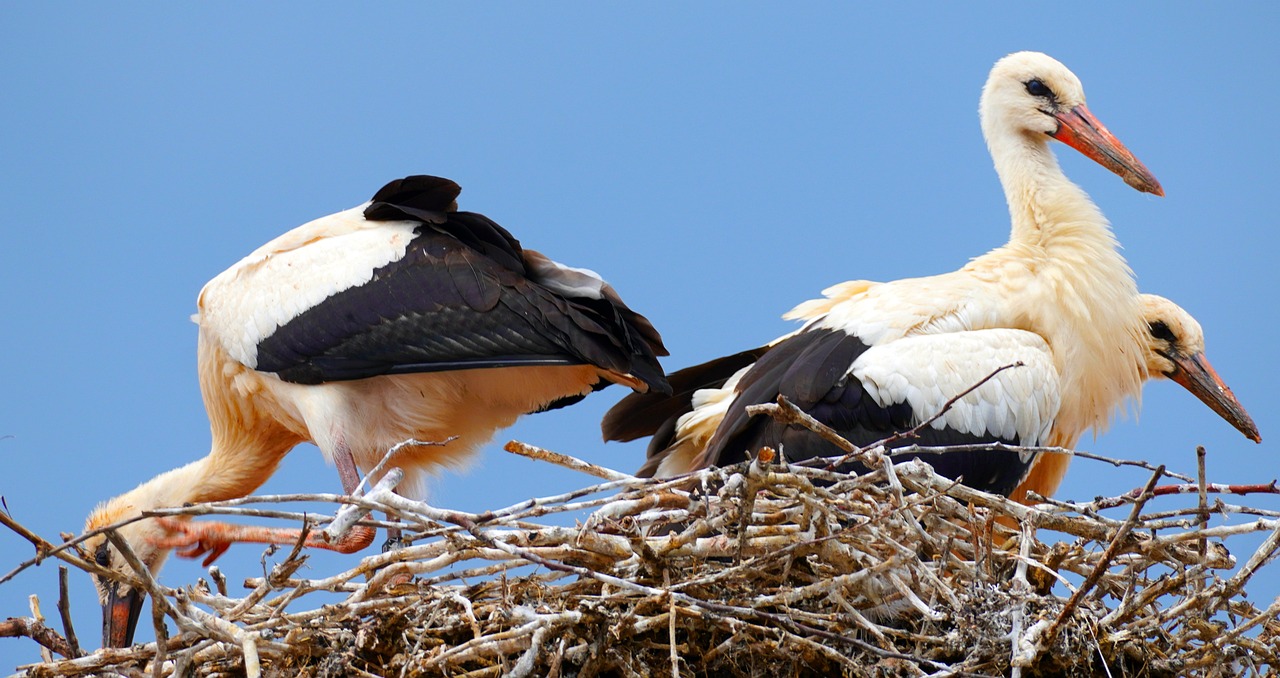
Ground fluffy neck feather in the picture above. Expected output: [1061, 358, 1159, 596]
[978, 128, 1146, 439]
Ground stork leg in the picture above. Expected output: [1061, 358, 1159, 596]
[150, 438, 378, 566]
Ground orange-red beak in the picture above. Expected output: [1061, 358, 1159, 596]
[1163, 349, 1261, 443]
[103, 584, 144, 648]
[1052, 104, 1164, 196]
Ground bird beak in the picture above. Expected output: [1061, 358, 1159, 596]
[1163, 349, 1262, 443]
[1051, 104, 1164, 196]
[103, 585, 144, 648]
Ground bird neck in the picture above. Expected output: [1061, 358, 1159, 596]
[115, 456, 220, 513]
[989, 133, 1109, 250]
[194, 336, 304, 504]
[980, 131, 1146, 437]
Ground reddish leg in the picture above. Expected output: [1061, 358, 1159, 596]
[150, 438, 377, 565]
[152, 517, 377, 566]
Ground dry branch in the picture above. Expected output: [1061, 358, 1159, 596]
[1, 436, 1277, 677]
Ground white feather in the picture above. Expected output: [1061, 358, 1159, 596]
[849, 329, 1060, 445]
[198, 205, 416, 368]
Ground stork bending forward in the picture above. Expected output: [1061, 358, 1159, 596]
[85, 175, 669, 647]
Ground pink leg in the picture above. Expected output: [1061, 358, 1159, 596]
[151, 437, 377, 565]
[333, 435, 363, 495]
[152, 517, 377, 566]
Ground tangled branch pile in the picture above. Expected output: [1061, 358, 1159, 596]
[6, 434, 1280, 677]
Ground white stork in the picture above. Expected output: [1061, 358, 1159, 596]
[1009, 294, 1260, 505]
[85, 175, 669, 647]
[605, 51, 1166, 489]
[605, 294, 1259, 480]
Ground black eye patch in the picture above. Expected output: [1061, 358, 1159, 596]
[94, 543, 111, 568]
[1025, 79, 1055, 100]
[1148, 320, 1177, 343]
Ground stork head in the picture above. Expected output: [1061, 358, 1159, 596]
[83, 475, 183, 648]
[980, 51, 1163, 196]
[1140, 294, 1261, 443]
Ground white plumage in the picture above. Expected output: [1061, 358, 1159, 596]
[85, 175, 670, 647]
[607, 51, 1166, 488]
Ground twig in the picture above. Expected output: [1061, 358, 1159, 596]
[504, 440, 633, 481]
[355, 437, 456, 496]
[1042, 466, 1164, 646]
[30, 594, 53, 663]
[744, 397, 863, 457]
[0, 508, 115, 585]
[1084, 480, 1280, 511]
[666, 569, 679, 678]
[886, 443, 1195, 483]
[323, 468, 404, 544]
[871, 361, 1024, 451]
[0, 616, 76, 659]
[56, 566, 83, 658]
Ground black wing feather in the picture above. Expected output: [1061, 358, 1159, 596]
[700, 328, 1035, 496]
[602, 345, 770, 445]
[253, 176, 669, 394]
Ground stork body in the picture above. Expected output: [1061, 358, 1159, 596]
[87, 175, 669, 647]
[606, 51, 1166, 488]
[606, 294, 1258, 483]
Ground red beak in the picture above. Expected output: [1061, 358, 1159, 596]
[1052, 103, 1164, 196]
[1164, 349, 1261, 443]
[103, 584, 144, 648]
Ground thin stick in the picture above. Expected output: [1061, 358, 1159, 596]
[1196, 446, 1209, 594]
[0, 616, 76, 659]
[886, 443, 1195, 483]
[356, 437, 456, 496]
[666, 569, 679, 678]
[29, 594, 53, 664]
[504, 440, 633, 481]
[872, 362, 1024, 451]
[56, 566, 83, 658]
[1042, 466, 1164, 645]
[323, 468, 404, 544]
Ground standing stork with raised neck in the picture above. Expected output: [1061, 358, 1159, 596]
[606, 293, 1259, 479]
[84, 175, 669, 647]
[606, 51, 1166, 489]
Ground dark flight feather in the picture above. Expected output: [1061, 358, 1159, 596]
[692, 328, 1037, 496]
[254, 176, 669, 396]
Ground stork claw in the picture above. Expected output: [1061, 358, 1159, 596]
[151, 517, 236, 566]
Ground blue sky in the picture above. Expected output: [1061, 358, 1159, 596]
[1, 4, 1276, 666]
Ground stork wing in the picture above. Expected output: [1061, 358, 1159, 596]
[697, 327, 1060, 496]
[240, 176, 668, 392]
[602, 345, 770, 445]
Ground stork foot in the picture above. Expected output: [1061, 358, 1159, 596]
[150, 518, 241, 566]
[150, 517, 378, 566]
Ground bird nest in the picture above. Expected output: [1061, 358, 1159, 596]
[4, 408, 1280, 677]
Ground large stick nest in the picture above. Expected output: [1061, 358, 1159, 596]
[5, 428, 1280, 677]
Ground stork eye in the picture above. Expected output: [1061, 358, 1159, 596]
[1025, 79, 1054, 99]
[94, 543, 111, 567]
[1148, 320, 1177, 343]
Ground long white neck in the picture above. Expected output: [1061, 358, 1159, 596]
[978, 127, 1146, 439]
[119, 457, 219, 511]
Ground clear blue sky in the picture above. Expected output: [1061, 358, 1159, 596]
[1, 4, 1276, 666]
